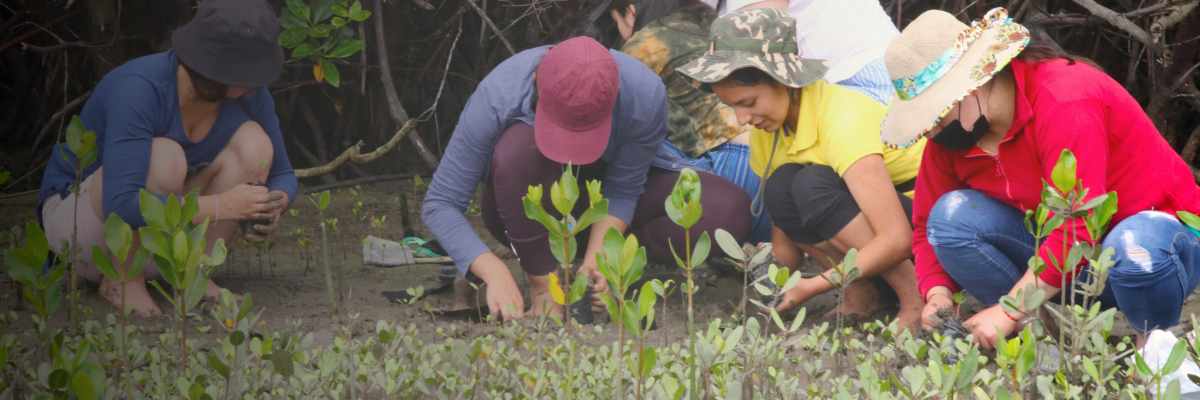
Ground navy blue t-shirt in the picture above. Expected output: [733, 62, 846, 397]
[38, 50, 297, 227]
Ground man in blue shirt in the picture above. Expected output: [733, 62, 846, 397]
[422, 37, 752, 320]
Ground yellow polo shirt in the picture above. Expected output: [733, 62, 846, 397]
[749, 80, 925, 195]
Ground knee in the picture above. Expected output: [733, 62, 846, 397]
[148, 138, 187, 193]
[230, 121, 273, 166]
[698, 173, 752, 238]
[789, 165, 842, 205]
[928, 190, 988, 227]
[1105, 211, 1189, 277]
[763, 164, 802, 214]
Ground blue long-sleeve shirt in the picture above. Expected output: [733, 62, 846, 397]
[38, 50, 297, 227]
[422, 45, 693, 278]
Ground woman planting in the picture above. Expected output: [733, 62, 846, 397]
[601, 0, 769, 244]
[38, 0, 296, 317]
[422, 36, 752, 321]
[678, 8, 925, 329]
[884, 8, 1200, 348]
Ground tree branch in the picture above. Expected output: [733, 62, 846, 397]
[294, 119, 416, 178]
[302, 172, 429, 194]
[466, 0, 516, 56]
[1071, 0, 1166, 53]
[373, 0, 441, 170]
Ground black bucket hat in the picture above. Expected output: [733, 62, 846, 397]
[172, 0, 285, 87]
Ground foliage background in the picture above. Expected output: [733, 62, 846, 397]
[1, 0, 1200, 190]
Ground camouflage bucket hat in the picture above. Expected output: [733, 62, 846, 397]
[676, 8, 828, 92]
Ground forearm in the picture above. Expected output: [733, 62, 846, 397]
[585, 215, 629, 264]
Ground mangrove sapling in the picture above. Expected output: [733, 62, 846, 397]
[309, 190, 338, 316]
[136, 189, 228, 378]
[89, 213, 152, 396]
[60, 116, 98, 334]
[522, 164, 609, 333]
[595, 227, 648, 398]
[664, 168, 710, 396]
[650, 279, 676, 348]
[714, 228, 772, 320]
[818, 248, 863, 374]
[627, 281, 659, 400]
[3, 222, 65, 360]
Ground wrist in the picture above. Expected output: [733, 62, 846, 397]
[925, 287, 952, 302]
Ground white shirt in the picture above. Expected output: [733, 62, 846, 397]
[702, 0, 899, 83]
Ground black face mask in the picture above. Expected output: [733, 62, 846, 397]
[930, 97, 990, 151]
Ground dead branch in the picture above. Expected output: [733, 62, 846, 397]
[1151, 1, 1200, 34]
[466, 0, 516, 56]
[0, 8, 85, 54]
[1071, 0, 1166, 54]
[373, 0, 441, 170]
[30, 90, 91, 153]
[302, 172, 429, 194]
[293, 119, 416, 178]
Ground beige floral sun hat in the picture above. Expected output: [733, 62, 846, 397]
[880, 8, 1030, 149]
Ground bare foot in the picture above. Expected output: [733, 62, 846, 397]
[527, 290, 562, 318]
[823, 280, 880, 318]
[205, 279, 243, 302]
[894, 304, 922, 331]
[99, 276, 163, 317]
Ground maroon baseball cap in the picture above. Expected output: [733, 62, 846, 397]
[534, 37, 620, 165]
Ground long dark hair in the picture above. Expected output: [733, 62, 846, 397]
[179, 60, 229, 102]
[1011, 36, 1103, 71]
[607, 0, 716, 35]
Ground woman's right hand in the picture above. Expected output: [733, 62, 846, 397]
[219, 183, 286, 221]
[921, 288, 955, 331]
[471, 253, 525, 321]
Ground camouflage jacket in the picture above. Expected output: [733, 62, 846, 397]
[621, 13, 747, 158]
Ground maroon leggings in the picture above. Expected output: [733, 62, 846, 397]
[481, 122, 752, 276]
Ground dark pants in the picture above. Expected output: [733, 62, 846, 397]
[481, 122, 753, 276]
[764, 163, 913, 245]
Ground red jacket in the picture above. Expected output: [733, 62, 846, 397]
[912, 59, 1200, 298]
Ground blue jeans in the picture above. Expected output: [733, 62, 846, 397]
[927, 189, 1200, 334]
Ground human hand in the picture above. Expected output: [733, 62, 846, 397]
[220, 184, 285, 221]
[964, 305, 1018, 350]
[245, 191, 289, 243]
[578, 259, 609, 309]
[921, 292, 955, 332]
[473, 257, 524, 321]
[772, 277, 813, 313]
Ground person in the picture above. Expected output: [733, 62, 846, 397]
[602, 0, 770, 245]
[37, 0, 296, 317]
[882, 8, 1200, 349]
[422, 36, 752, 321]
[677, 8, 925, 329]
[700, 0, 899, 105]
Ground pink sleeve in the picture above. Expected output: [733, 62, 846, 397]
[1031, 99, 1109, 289]
[912, 143, 968, 298]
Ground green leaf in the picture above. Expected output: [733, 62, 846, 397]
[65, 116, 85, 153]
[184, 266, 209, 312]
[319, 190, 331, 210]
[349, 0, 362, 16]
[321, 59, 340, 87]
[621, 303, 641, 336]
[640, 346, 656, 377]
[279, 27, 310, 48]
[77, 130, 97, 170]
[0, 170, 9, 186]
[637, 281, 656, 318]
[351, 9, 371, 22]
[690, 231, 710, 268]
[714, 229, 744, 260]
[598, 293, 621, 325]
[279, 14, 308, 29]
[48, 368, 69, 389]
[291, 43, 318, 58]
[622, 247, 646, 292]
[954, 348, 980, 390]
[1164, 338, 1188, 376]
[1166, 378, 1182, 400]
[329, 39, 365, 58]
[311, 0, 338, 22]
[71, 370, 97, 400]
[91, 246, 119, 281]
[208, 350, 230, 379]
[188, 383, 205, 400]
[272, 350, 295, 378]
[332, 4, 348, 17]
[1180, 211, 1200, 233]
[103, 213, 132, 263]
[43, 276, 62, 316]
[1050, 149, 1077, 195]
[568, 273, 588, 304]
[286, 0, 310, 21]
[331, 16, 347, 27]
[230, 330, 246, 347]
[139, 190, 167, 230]
[25, 221, 47, 261]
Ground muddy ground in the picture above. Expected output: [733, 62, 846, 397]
[0, 181, 1188, 345]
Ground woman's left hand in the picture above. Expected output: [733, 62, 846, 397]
[247, 191, 288, 243]
[964, 305, 1018, 350]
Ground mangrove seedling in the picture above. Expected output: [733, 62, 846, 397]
[60, 116, 97, 334]
[309, 190, 337, 315]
